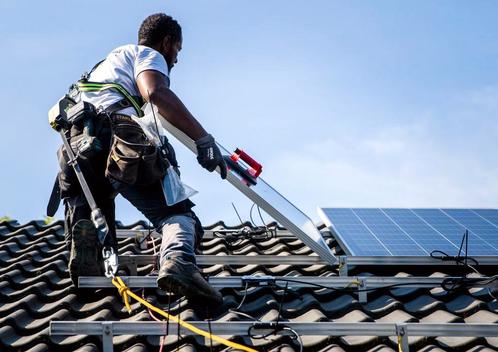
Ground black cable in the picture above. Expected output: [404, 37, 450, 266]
[207, 307, 213, 352]
[138, 223, 155, 247]
[244, 281, 305, 350]
[166, 281, 171, 336]
[464, 229, 469, 268]
[261, 276, 498, 295]
[283, 326, 304, 352]
[234, 282, 249, 311]
[275, 282, 288, 330]
[429, 250, 479, 267]
[257, 205, 267, 227]
[213, 226, 276, 245]
[231, 202, 244, 225]
[430, 229, 480, 272]
[228, 282, 261, 321]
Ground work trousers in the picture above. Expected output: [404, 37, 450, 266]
[60, 115, 202, 267]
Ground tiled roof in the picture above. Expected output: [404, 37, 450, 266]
[0, 219, 497, 351]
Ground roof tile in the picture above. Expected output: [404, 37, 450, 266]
[1, 220, 497, 351]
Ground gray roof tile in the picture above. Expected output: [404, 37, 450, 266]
[420, 309, 462, 323]
[464, 310, 498, 323]
[404, 295, 444, 317]
[446, 295, 486, 316]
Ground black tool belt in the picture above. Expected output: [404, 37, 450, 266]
[105, 114, 169, 186]
[105, 97, 143, 116]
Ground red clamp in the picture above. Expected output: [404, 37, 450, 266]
[230, 148, 263, 178]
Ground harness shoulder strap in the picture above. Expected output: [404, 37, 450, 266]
[77, 59, 145, 117]
[77, 81, 144, 117]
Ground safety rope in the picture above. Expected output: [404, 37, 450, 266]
[111, 276, 258, 352]
[397, 334, 403, 352]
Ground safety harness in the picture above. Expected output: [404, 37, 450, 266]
[76, 81, 144, 117]
[47, 59, 148, 277]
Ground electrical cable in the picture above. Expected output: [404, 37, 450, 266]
[213, 226, 276, 245]
[275, 282, 288, 329]
[217, 203, 276, 246]
[282, 326, 303, 352]
[166, 280, 172, 336]
[249, 203, 257, 227]
[232, 202, 244, 225]
[242, 276, 498, 296]
[256, 205, 266, 228]
[429, 229, 496, 298]
[228, 282, 261, 322]
[430, 250, 479, 272]
[231, 279, 304, 352]
[207, 309, 213, 352]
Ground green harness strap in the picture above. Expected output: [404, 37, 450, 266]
[77, 81, 144, 117]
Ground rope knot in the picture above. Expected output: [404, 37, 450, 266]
[112, 276, 132, 313]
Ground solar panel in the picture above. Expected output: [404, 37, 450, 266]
[318, 208, 498, 256]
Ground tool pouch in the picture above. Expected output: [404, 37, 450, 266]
[106, 122, 168, 186]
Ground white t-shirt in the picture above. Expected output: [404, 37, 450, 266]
[81, 44, 170, 116]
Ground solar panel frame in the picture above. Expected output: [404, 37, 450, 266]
[319, 208, 498, 256]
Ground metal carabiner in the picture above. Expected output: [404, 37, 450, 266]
[102, 246, 119, 278]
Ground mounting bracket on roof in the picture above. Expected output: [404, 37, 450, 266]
[145, 103, 337, 265]
[396, 324, 410, 352]
[241, 275, 276, 286]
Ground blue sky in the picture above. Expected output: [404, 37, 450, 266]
[1, 1, 497, 226]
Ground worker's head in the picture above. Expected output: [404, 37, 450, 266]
[138, 13, 182, 71]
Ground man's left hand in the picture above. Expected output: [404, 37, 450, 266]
[195, 134, 227, 179]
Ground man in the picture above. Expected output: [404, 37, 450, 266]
[58, 13, 227, 309]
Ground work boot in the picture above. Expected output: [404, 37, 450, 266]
[157, 257, 223, 308]
[68, 219, 103, 286]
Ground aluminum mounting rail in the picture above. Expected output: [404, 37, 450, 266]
[116, 229, 333, 239]
[50, 321, 498, 352]
[118, 255, 328, 275]
[79, 275, 485, 302]
[117, 254, 498, 276]
[336, 255, 498, 276]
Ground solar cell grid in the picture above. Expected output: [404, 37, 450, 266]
[319, 208, 389, 256]
[472, 209, 498, 225]
[411, 209, 497, 255]
[319, 208, 498, 256]
[382, 209, 458, 255]
[353, 209, 425, 255]
[442, 209, 498, 252]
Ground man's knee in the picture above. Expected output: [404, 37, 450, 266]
[160, 214, 197, 237]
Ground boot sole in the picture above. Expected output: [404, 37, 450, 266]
[157, 273, 222, 306]
[69, 220, 102, 284]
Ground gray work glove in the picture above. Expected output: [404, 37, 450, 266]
[195, 134, 227, 179]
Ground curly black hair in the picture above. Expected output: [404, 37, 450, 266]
[138, 13, 182, 46]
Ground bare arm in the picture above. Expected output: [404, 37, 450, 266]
[136, 70, 208, 141]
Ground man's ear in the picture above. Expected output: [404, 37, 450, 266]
[162, 36, 172, 52]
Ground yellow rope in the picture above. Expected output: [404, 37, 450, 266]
[112, 276, 258, 352]
[397, 334, 403, 352]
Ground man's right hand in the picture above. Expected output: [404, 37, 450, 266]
[195, 134, 227, 179]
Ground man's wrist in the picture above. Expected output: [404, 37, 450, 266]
[195, 134, 214, 146]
